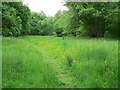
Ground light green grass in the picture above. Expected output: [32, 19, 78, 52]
[2, 36, 118, 88]
[2, 37, 59, 88]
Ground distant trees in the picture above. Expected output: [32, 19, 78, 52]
[2, 2, 119, 38]
[29, 12, 54, 35]
[53, 10, 72, 37]
[38, 17, 54, 35]
[29, 12, 46, 35]
[2, 2, 54, 37]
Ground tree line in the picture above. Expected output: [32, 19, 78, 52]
[2, 2, 120, 38]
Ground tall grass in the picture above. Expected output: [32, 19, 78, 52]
[2, 36, 118, 88]
[22, 36, 118, 88]
[2, 37, 59, 88]
[68, 40, 118, 88]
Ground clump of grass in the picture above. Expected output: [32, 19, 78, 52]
[67, 39, 118, 88]
[66, 55, 73, 67]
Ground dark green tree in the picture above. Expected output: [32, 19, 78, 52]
[2, 3, 22, 36]
[2, 2, 31, 36]
[65, 2, 119, 38]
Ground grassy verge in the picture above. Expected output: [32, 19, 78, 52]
[2, 37, 59, 88]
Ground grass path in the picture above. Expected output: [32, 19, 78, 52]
[3, 36, 118, 88]
[37, 47, 74, 88]
[21, 38, 74, 88]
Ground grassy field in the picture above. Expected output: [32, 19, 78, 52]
[2, 36, 118, 88]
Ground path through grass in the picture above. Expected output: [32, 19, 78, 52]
[2, 36, 118, 88]
[2, 37, 59, 88]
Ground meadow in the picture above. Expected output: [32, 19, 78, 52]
[2, 36, 118, 88]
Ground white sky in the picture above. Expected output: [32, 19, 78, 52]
[23, 0, 68, 16]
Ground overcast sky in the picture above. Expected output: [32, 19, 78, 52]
[23, 0, 68, 16]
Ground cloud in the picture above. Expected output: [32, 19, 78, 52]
[23, 0, 68, 16]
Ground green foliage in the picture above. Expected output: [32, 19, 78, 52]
[2, 2, 31, 36]
[29, 12, 46, 35]
[53, 10, 72, 37]
[65, 2, 119, 38]
[29, 12, 54, 36]
[2, 2, 119, 38]
[2, 3, 22, 36]
[106, 3, 120, 38]
[38, 17, 54, 35]
[8, 2, 31, 34]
